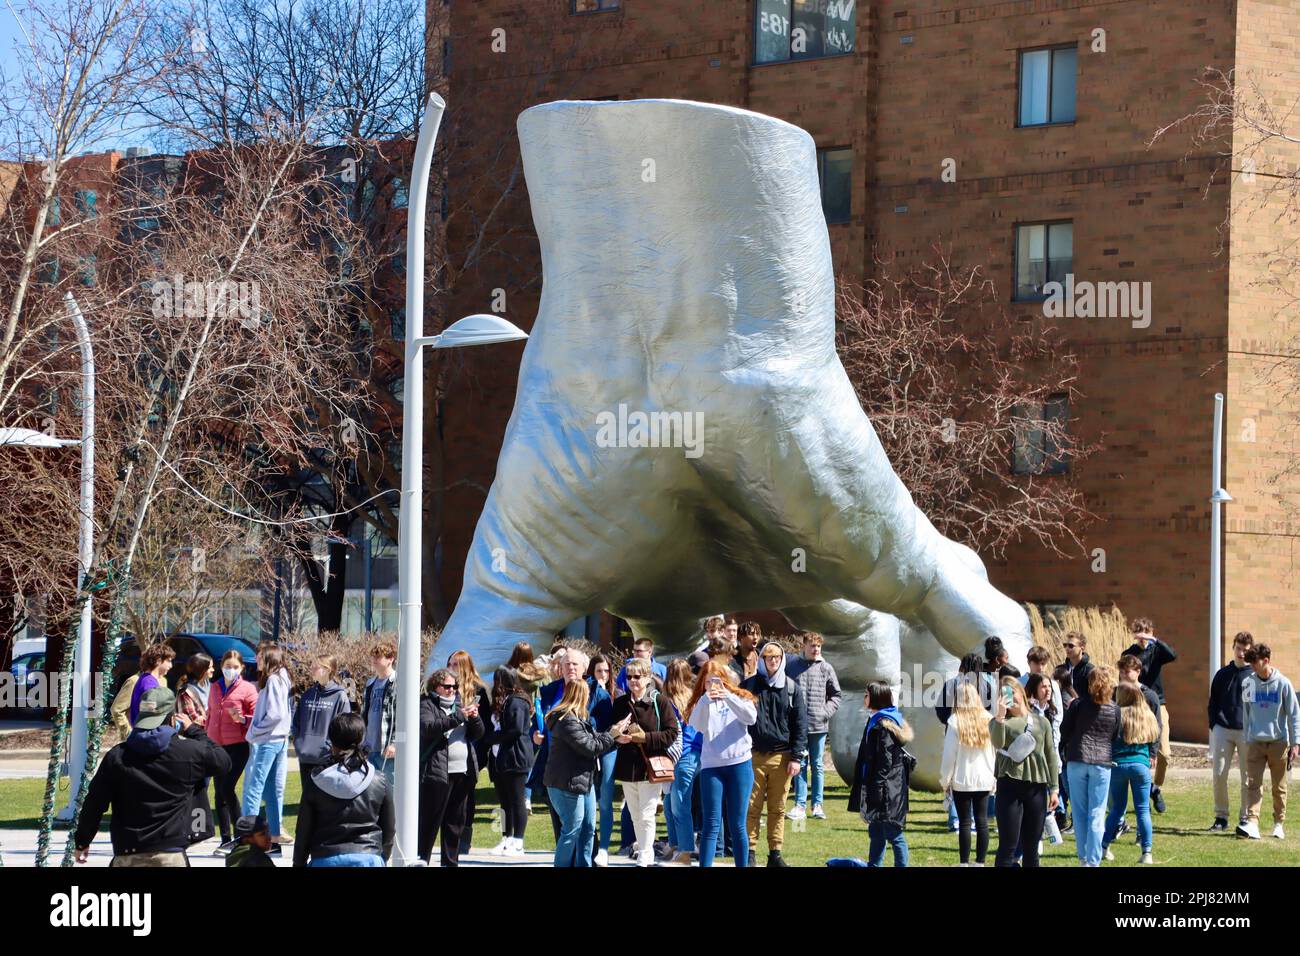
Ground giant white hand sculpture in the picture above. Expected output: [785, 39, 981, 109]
[434, 99, 1029, 784]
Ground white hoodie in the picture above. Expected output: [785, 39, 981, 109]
[689, 691, 758, 769]
[938, 720, 997, 793]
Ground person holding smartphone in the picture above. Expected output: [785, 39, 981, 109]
[989, 676, 1060, 867]
[688, 660, 758, 867]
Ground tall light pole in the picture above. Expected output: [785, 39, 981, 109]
[0, 292, 95, 821]
[1209, 392, 1232, 690]
[393, 93, 528, 865]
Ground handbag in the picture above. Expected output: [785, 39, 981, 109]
[636, 692, 676, 783]
[998, 713, 1039, 763]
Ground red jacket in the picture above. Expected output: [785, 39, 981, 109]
[207, 676, 259, 746]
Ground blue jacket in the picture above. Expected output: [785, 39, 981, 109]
[526, 677, 612, 789]
[615, 659, 667, 694]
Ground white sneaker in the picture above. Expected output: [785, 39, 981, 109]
[1038, 840, 1044, 856]
[1272, 823, 1285, 839]
[785, 805, 807, 821]
[636, 850, 654, 868]
[811, 804, 826, 819]
[1103, 847, 1114, 861]
[489, 838, 511, 856]
[503, 837, 525, 855]
[1140, 852, 1154, 864]
[594, 849, 609, 867]
[1236, 821, 1261, 840]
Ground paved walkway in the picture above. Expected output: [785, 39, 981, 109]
[0, 828, 696, 867]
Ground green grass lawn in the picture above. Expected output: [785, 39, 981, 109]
[3, 772, 1295, 866]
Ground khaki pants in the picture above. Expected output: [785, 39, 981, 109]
[1154, 704, 1171, 787]
[1244, 740, 1289, 825]
[747, 751, 794, 853]
[110, 850, 189, 867]
[1210, 725, 1249, 822]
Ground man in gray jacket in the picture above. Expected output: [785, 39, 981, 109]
[1237, 644, 1300, 840]
[785, 632, 842, 821]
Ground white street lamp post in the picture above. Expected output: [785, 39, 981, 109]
[1209, 392, 1232, 690]
[393, 93, 527, 865]
[0, 292, 94, 820]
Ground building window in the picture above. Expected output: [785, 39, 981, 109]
[392, 177, 408, 209]
[1014, 221, 1072, 301]
[755, 0, 856, 65]
[817, 147, 851, 224]
[48, 197, 61, 227]
[1018, 45, 1076, 127]
[74, 189, 98, 218]
[572, 0, 619, 12]
[1012, 393, 1070, 475]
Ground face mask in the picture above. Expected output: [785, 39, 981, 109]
[222, 667, 240, 683]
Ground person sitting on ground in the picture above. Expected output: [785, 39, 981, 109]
[226, 814, 276, 868]
[293, 712, 394, 867]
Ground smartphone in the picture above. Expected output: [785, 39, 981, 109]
[708, 677, 723, 688]
[1001, 685, 1016, 706]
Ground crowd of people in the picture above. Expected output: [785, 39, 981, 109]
[72, 614, 1298, 868]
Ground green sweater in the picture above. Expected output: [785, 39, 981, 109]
[989, 714, 1060, 788]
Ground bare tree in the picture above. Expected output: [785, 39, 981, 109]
[837, 250, 1100, 558]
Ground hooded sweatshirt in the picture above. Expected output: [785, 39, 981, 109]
[291, 681, 352, 766]
[740, 654, 809, 756]
[294, 759, 394, 865]
[1242, 668, 1300, 746]
[688, 690, 758, 769]
[247, 668, 292, 745]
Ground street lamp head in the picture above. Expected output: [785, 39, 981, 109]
[432, 313, 529, 350]
[0, 427, 80, 448]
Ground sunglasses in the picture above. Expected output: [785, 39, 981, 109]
[437, 682, 458, 690]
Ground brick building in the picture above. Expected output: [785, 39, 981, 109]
[435, 0, 1300, 742]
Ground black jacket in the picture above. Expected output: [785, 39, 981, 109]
[739, 674, 808, 757]
[293, 760, 394, 865]
[1209, 661, 1251, 731]
[1060, 696, 1121, 765]
[610, 691, 680, 782]
[75, 724, 231, 856]
[847, 714, 915, 826]
[1068, 654, 1096, 702]
[543, 712, 617, 794]
[484, 693, 535, 778]
[1124, 638, 1177, 704]
[418, 694, 486, 785]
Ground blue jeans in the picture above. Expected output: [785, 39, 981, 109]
[1104, 761, 1153, 852]
[868, 821, 909, 867]
[309, 852, 384, 867]
[241, 738, 288, 836]
[596, 750, 618, 853]
[793, 732, 827, 808]
[368, 751, 394, 791]
[1066, 761, 1112, 865]
[666, 748, 700, 851]
[548, 786, 597, 867]
[698, 761, 754, 867]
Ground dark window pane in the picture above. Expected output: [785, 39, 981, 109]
[819, 147, 852, 223]
[1047, 221, 1073, 286]
[756, 0, 791, 64]
[1050, 48, 1077, 123]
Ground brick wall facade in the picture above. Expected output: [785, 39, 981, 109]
[439, 0, 1300, 742]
